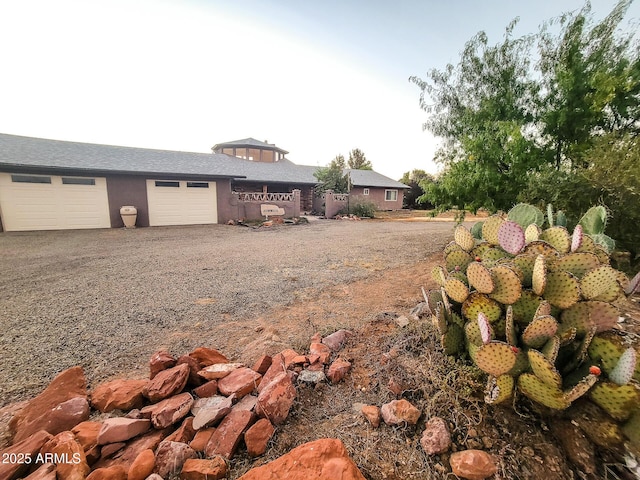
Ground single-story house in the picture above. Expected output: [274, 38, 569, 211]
[0, 134, 408, 231]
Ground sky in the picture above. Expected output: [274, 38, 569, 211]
[0, 0, 637, 180]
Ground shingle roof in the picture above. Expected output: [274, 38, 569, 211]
[212, 137, 289, 155]
[0, 133, 247, 178]
[346, 169, 409, 189]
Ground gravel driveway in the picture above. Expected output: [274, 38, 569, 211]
[0, 219, 455, 405]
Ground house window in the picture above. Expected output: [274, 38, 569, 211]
[62, 177, 96, 185]
[11, 174, 51, 184]
[385, 189, 398, 201]
[363, 188, 370, 195]
[187, 182, 209, 188]
[155, 181, 180, 187]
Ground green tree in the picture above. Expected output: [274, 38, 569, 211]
[399, 169, 435, 209]
[314, 154, 349, 194]
[347, 148, 373, 170]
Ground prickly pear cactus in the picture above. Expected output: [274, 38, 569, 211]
[425, 203, 639, 447]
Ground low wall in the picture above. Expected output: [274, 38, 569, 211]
[324, 191, 349, 218]
[229, 190, 301, 221]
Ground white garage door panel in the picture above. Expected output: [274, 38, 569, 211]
[0, 173, 110, 231]
[146, 180, 217, 226]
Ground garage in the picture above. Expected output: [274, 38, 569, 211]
[0, 172, 111, 231]
[146, 179, 218, 226]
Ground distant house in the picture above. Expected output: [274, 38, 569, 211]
[0, 134, 407, 231]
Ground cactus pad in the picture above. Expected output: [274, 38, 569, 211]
[482, 215, 505, 245]
[441, 323, 465, 355]
[540, 226, 571, 254]
[465, 320, 487, 347]
[482, 247, 511, 267]
[485, 374, 515, 405]
[525, 224, 542, 243]
[592, 282, 624, 303]
[523, 240, 560, 261]
[489, 265, 522, 305]
[588, 333, 640, 382]
[589, 381, 640, 421]
[505, 305, 517, 347]
[575, 233, 597, 253]
[543, 271, 581, 309]
[534, 300, 552, 318]
[511, 290, 543, 325]
[424, 288, 443, 315]
[513, 254, 535, 287]
[498, 220, 526, 255]
[622, 411, 640, 449]
[571, 224, 583, 252]
[475, 341, 518, 377]
[522, 315, 558, 349]
[581, 265, 618, 300]
[518, 373, 569, 410]
[444, 241, 462, 256]
[462, 292, 502, 323]
[508, 203, 545, 227]
[454, 224, 475, 251]
[609, 348, 638, 386]
[541, 336, 560, 363]
[551, 252, 600, 279]
[528, 349, 562, 388]
[445, 249, 473, 274]
[531, 254, 547, 296]
[471, 242, 491, 259]
[432, 302, 447, 335]
[444, 277, 470, 303]
[478, 312, 492, 345]
[466, 261, 495, 294]
[559, 302, 593, 336]
[430, 265, 447, 287]
[563, 374, 598, 403]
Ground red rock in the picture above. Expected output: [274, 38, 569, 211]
[449, 450, 497, 480]
[93, 428, 168, 470]
[197, 362, 244, 380]
[188, 347, 229, 367]
[205, 409, 255, 459]
[143, 364, 190, 402]
[306, 361, 325, 372]
[192, 396, 233, 430]
[381, 399, 421, 426]
[97, 418, 151, 445]
[90, 379, 148, 412]
[189, 429, 215, 452]
[127, 448, 155, 480]
[217, 367, 262, 398]
[153, 441, 197, 478]
[307, 354, 320, 364]
[291, 355, 308, 365]
[71, 421, 102, 464]
[327, 358, 352, 383]
[251, 355, 272, 374]
[234, 394, 258, 412]
[177, 355, 205, 386]
[180, 457, 227, 480]
[41, 431, 89, 480]
[237, 438, 366, 480]
[309, 343, 332, 364]
[322, 329, 353, 352]
[244, 418, 275, 457]
[0, 430, 52, 480]
[255, 372, 296, 425]
[310, 332, 322, 343]
[145, 475, 163, 480]
[86, 465, 128, 480]
[23, 463, 56, 480]
[257, 349, 299, 393]
[420, 417, 451, 455]
[99, 442, 126, 459]
[10, 366, 89, 443]
[165, 417, 196, 444]
[193, 380, 218, 398]
[147, 392, 193, 429]
[361, 405, 381, 428]
[149, 351, 176, 380]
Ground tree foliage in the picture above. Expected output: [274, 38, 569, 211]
[347, 148, 373, 170]
[314, 154, 349, 194]
[400, 169, 435, 209]
[411, 0, 640, 259]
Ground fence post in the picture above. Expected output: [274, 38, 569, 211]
[292, 189, 301, 218]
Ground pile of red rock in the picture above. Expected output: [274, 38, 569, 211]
[0, 329, 357, 480]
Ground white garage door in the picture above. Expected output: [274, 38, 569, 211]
[146, 179, 217, 226]
[0, 172, 110, 231]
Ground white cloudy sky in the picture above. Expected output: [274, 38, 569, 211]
[0, 0, 637, 180]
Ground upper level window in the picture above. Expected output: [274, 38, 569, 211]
[363, 188, 370, 195]
[385, 189, 398, 201]
[187, 182, 209, 188]
[11, 174, 51, 184]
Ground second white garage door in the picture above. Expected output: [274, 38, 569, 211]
[146, 180, 217, 226]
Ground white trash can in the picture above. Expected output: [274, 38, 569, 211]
[120, 206, 137, 228]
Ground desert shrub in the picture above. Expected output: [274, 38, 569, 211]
[350, 201, 377, 218]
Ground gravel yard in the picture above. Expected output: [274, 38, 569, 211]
[0, 219, 455, 406]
